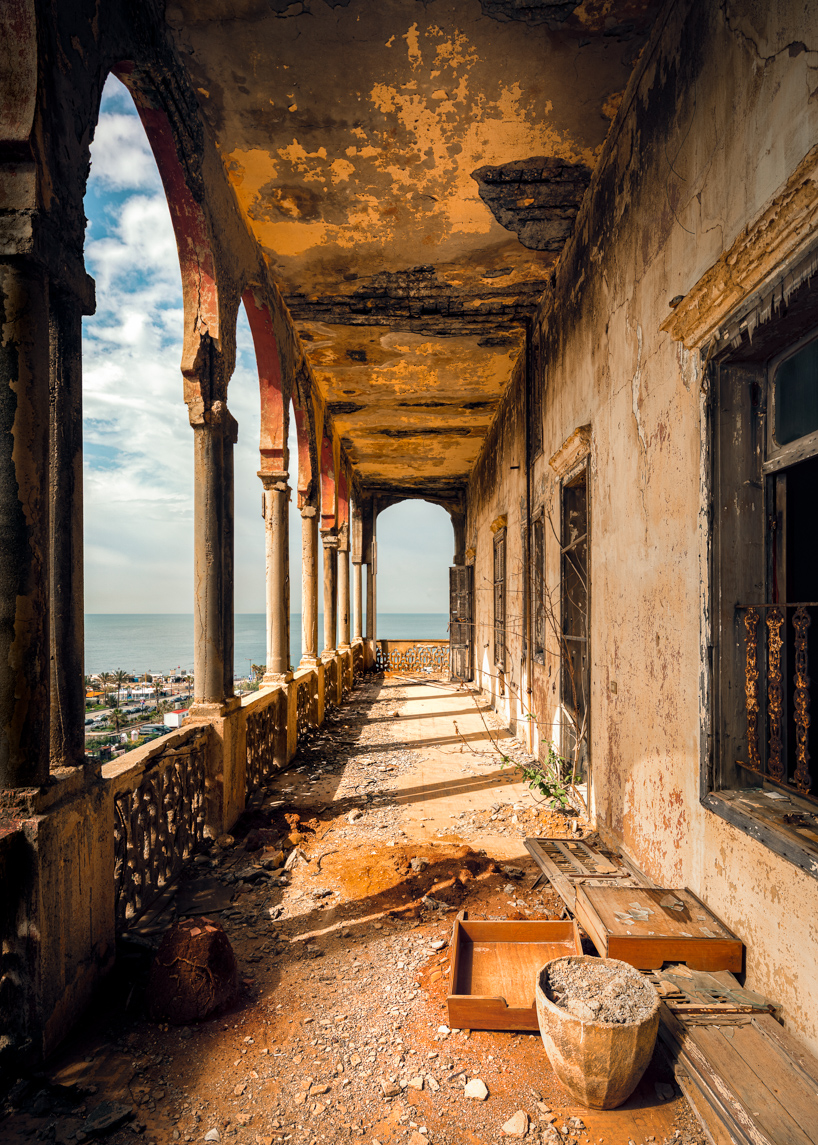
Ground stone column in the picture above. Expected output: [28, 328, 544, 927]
[0, 261, 51, 787]
[191, 402, 238, 713]
[352, 562, 363, 641]
[338, 531, 350, 648]
[322, 532, 338, 654]
[300, 505, 319, 665]
[366, 548, 377, 647]
[48, 289, 86, 770]
[262, 474, 291, 682]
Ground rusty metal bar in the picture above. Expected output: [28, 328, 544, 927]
[766, 606, 786, 783]
[793, 605, 812, 794]
[743, 607, 761, 773]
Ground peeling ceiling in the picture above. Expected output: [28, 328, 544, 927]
[166, 0, 661, 495]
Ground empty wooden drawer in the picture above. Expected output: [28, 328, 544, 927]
[447, 918, 582, 1031]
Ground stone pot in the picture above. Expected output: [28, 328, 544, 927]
[535, 955, 659, 1109]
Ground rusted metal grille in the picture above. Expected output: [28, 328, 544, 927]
[113, 733, 208, 932]
[296, 678, 314, 740]
[738, 602, 814, 796]
[246, 697, 281, 792]
[375, 642, 449, 676]
[493, 529, 506, 667]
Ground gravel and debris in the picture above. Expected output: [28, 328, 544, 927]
[544, 958, 658, 1024]
[0, 675, 704, 1145]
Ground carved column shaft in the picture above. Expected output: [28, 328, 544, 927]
[263, 476, 291, 681]
[191, 402, 238, 710]
[338, 535, 350, 648]
[353, 562, 363, 641]
[49, 288, 86, 770]
[0, 261, 51, 787]
[301, 507, 319, 664]
[322, 533, 338, 654]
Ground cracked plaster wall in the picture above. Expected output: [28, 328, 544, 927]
[466, 0, 818, 1053]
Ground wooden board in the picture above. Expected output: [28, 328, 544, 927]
[643, 965, 776, 1014]
[659, 1004, 818, 1145]
[576, 886, 744, 971]
[447, 919, 581, 1031]
[524, 836, 646, 910]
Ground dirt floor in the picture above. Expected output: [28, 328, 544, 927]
[1, 676, 708, 1145]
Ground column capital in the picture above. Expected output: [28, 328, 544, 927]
[321, 530, 339, 550]
[258, 471, 290, 492]
[301, 504, 318, 519]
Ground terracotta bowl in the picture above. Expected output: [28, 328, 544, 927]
[535, 954, 660, 1109]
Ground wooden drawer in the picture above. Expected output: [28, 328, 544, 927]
[576, 886, 743, 972]
[447, 918, 582, 1031]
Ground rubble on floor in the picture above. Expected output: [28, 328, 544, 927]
[0, 678, 706, 1145]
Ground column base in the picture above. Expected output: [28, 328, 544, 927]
[299, 655, 320, 668]
[321, 649, 338, 660]
[262, 670, 293, 686]
[187, 695, 242, 720]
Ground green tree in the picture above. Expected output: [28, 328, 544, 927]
[113, 669, 127, 707]
[99, 671, 112, 706]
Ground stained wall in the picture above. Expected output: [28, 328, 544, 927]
[466, 0, 818, 1053]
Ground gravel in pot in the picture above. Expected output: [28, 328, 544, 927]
[535, 955, 660, 1109]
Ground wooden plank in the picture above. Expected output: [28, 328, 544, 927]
[553, 840, 594, 875]
[725, 1020, 818, 1137]
[675, 1071, 737, 1145]
[690, 1024, 813, 1145]
[524, 840, 577, 910]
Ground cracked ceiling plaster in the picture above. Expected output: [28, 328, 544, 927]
[166, 0, 661, 494]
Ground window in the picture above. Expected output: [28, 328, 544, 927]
[493, 529, 506, 668]
[532, 511, 545, 661]
[711, 288, 818, 874]
[561, 465, 589, 778]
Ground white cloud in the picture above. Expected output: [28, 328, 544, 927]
[88, 113, 163, 192]
[82, 75, 450, 623]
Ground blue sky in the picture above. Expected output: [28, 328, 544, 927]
[82, 75, 452, 614]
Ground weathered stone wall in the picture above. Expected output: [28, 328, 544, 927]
[466, 0, 818, 1053]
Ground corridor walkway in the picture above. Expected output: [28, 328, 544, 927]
[1, 677, 705, 1145]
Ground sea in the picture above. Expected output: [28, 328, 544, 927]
[84, 614, 449, 677]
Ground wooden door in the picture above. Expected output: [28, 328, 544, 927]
[449, 564, 473, 681]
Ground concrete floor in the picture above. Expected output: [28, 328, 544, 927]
[0, 675, 705, 1145]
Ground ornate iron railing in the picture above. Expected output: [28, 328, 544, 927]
[246, 693, 282, 792]
[324, 658, 338, 711]
[110, 729, 208, 932]
[737, 602, 815, 796]
[375, 639, 449, 676]
[296, 677, 315, 739]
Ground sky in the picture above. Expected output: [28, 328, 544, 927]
[82, 75, 452, 615]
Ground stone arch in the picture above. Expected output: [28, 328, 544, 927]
[320, 432, 337, 532]
[110, 61, 222, 419]
[241, 287, 288, 477]
[373, 492, 465, 566]
[291, 363, 318, 507]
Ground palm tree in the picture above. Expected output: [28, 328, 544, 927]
[113, 669, 127, 707]
[99, 671, 112, 706]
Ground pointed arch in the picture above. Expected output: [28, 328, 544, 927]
[320, 432, 337, 532]
[111, 62, 220, 417]
[241, 287, 288, 476]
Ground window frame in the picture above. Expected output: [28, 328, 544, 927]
[560, 459, 590, 778]
[532, 508, 545, 663]
[493, 527, 506, 670]
[707, 317, 818, 879]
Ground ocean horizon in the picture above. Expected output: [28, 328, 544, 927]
[84, 613, 449, 676]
